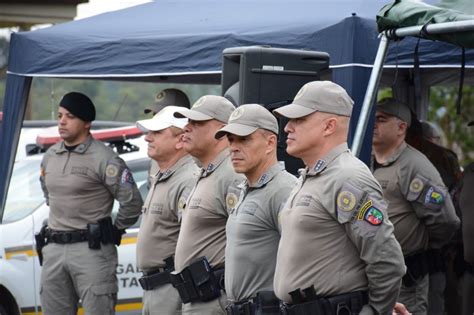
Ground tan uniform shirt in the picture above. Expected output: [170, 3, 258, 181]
[225, 163, 296, 302]
[40, 136, 143, 231]
[174, 149, 244, 272]
[372, 142, 460, 255]
[137, 155, 198, 271]
[274, 143, 405, 314]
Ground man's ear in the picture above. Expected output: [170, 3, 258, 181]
[323, 117, 337, 135]
[176, 134, 185, 150]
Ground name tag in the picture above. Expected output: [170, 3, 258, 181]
[71, 167, 88, 176]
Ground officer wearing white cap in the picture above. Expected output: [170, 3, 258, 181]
[215, 104, 296, 315]
[372, 97, 460, 314]
[38, 92, 143, 315]
[272, 81, 405, 314]
[135, 106, 199, 315]
[171, 95, 244, 314]
[143, 88, 191, 190]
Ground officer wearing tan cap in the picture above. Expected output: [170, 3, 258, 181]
[135, 106, 199, 315]
[171, 95, 244, 315]
[272, 81, 405, 314]
[144, 88, 190, 115]
[372, 98, 460, 314]
[214, 104, 296, 315]
[38, 92, 143, 315]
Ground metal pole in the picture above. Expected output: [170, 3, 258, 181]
[351, 34, 390, 156]
[394, 20, 474, 38]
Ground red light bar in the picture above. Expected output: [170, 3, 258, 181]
[36, 125, 143, 148]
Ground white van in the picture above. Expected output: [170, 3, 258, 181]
[0, 125, 149, 315]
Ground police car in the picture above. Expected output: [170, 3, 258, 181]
[0, 124, 149, 315]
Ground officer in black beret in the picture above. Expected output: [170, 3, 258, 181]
[38, 91, 143, 315]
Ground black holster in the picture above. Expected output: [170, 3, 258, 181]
[170, 256, 223, 304]
[138, 256, 175, 291]
[87, 217, 124, 250]
[281, 288, 368, 315]
[34, 225, 48, 266]
[402, 251, 430, 287]
[226, 291, 280, 315]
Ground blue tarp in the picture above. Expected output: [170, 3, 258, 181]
[1, 0, 473, 217]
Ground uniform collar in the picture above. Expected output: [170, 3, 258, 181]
[242, 162, 285, 189]
[307, 142, 349, 176]
[55, 135, 93, 154]
[375, 141, 407, 167]
[200, 148, 230, 178]
[156, 155, 193, 182]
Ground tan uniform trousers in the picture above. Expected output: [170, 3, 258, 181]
[398, 274, 429, 315]
[181, 290, 227, 315]
[40, 242, 118, 315]
[142, 283, 181, 315]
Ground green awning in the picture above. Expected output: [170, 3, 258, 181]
[377, 0, 474, 47]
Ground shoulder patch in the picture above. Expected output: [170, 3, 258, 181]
[409, 177, 424, 194]
[226, 192, 238, 209]
[178, 196, 187, 211]
[120, 168, 135, 185]
[106, 164, 119, 178]
[337, 191, 357, 212]
[424, 186, 445, 206]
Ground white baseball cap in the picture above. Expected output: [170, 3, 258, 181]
[136, 105, 188, 132]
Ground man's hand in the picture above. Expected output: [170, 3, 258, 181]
[393, 302, 411, 315]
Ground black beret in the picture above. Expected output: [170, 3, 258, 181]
[59, 92, 96, 122]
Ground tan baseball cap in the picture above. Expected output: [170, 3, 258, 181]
[376, 98, 412, 127]
[215, 104, 278, 139]
[273, 81, 353, 119]
[144, 88, 190, 114]
[136, 105, 188, 132]
[174, 95, 235, 123]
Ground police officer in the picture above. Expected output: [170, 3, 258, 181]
[459, 120, 474, 315]
[135, 106, 199, 315]
[273, 81, 405, 314]
[171, 96, 244, 314]
[143, 88, 191, 187]
[372, 98, 460, 314]
[144, 88, 191, 116]
[39, 92, 143, 315]
[214, 104, 296, 315]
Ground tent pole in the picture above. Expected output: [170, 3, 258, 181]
[351, 34, 390, 157]
[394, 20, 474, 38]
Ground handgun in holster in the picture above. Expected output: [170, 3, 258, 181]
[170, 268, 200, 303]
[34, 225, 48, 266]
[188, 256, 221, 302]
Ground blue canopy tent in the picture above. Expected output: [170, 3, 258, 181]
[1, 0, 472, 218]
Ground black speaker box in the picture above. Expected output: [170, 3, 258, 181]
[221, 46, 330, 174]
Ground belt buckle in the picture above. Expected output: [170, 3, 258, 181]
[60, 233, 72, 243]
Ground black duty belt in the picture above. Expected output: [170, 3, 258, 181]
[139, 268, 171, 291]
[281, 290, 368, 315]
[226, 291, 280, 315]
[46, 229, 88, 244]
